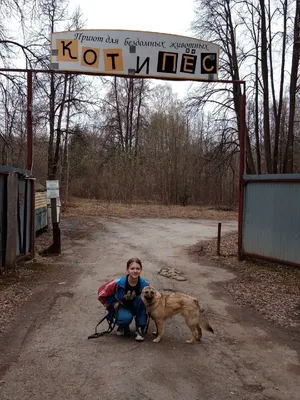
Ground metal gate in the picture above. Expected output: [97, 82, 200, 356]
[239, 174, 300, 267]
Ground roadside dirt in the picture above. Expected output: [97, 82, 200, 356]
[63, 197, 238, 219]
[0, 216, 105, 340]
[0, 215, 299, 400]
[189, 232, 300, 333]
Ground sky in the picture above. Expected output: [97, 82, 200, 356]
[69, 0, 198, 98]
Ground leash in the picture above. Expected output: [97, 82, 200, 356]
[136, 313, 151, 337]
[144, 313, 150, 334]
[87, 309, 116, 339]
[88, 309, 151, 340]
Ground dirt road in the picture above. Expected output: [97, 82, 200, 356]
[1, 217, 299, 400]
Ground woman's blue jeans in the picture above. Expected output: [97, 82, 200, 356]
[115, 295, 147, 329]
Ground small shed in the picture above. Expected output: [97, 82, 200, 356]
[0, 166, 35, 271]
[35, 182, 48, 234]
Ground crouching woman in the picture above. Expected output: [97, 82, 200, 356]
[98, 257, 149, 341]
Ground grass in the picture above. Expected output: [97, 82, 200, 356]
[62, 197, 238, 220]
[23, 262, 53, 271]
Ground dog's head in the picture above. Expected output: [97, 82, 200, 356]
[141, 285, 160, 305]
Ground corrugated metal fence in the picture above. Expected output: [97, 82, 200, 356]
[0, 166, 35, 272]
[241, 174, 300, 266]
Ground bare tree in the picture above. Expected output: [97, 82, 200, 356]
[191, 0, 256, 173]
[191, 0, 299, 175]
[283, 0, 300, 172]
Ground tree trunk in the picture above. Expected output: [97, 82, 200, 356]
[272, 0, 288, 173]
[259, 0, 272, 173]
[225, 1, 256, 173]
[48, 72, 55, 179]
[62, 76, 73, 205]
[255, 37, 262, 174]
[52, 74, 68, 178]
[283, 0, 300, 173]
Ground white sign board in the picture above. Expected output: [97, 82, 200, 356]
[46, 180, 59, 190]
[46, 180, 60, 199]
[46, 189, 60, 199]
[50, 30, 220, 81]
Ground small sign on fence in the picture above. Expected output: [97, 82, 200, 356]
[46, 180, 60, 222]
[46, 180, 59, 199]
[45, 180, 61, 254]
[46, 180, 59, 198]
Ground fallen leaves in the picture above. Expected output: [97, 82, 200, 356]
[63, 197, 238, 220]
[191, 232, 300, 330]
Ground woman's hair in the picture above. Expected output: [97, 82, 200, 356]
[126, 257, 142, 270]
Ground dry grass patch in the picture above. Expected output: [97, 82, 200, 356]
[190, 232, 300, 330]
[63, 197, 238, 220]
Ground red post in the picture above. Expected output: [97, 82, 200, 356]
[26, 70, 35, 259]
[27, 70, 33, 172]
[238, 84, 246, 261]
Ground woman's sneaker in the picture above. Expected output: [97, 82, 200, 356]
[135, 327, 145, 341]
[117, 326, 130, 336]
[116, 326, 124, 336]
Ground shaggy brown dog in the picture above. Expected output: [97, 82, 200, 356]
[141, 286, 214, 344]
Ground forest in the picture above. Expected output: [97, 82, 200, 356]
[1, 0, 299, 206]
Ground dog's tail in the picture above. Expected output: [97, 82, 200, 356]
[194, 299, 214, 334]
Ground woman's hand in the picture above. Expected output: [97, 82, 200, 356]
[114, 302, 120, 310]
